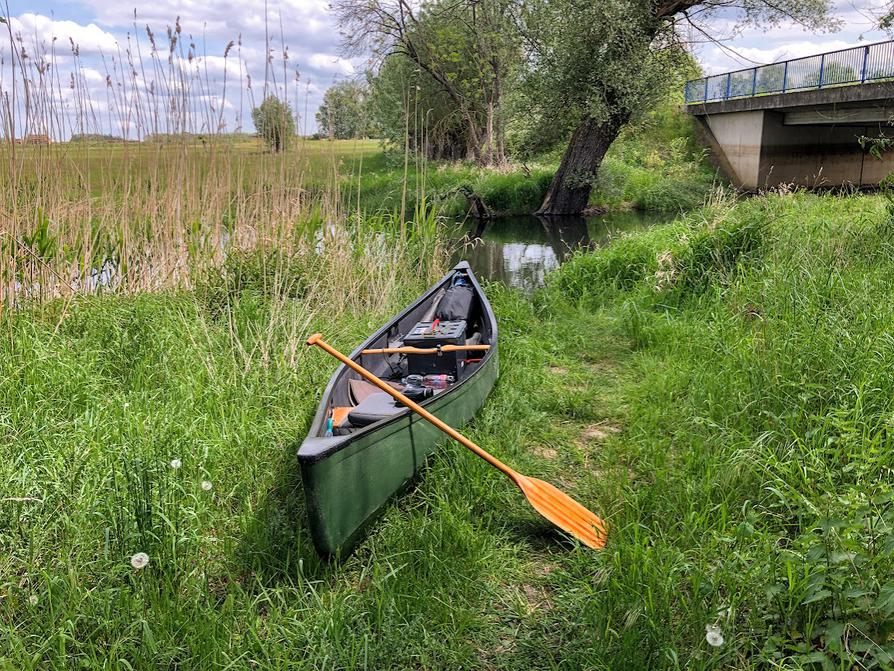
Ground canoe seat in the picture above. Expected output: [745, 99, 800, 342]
[349, 378, 404, 405]
[347, 392, 404, 427]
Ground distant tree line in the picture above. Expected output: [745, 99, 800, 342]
[315, 81, 376, 140]
[70, 133, 123, 143]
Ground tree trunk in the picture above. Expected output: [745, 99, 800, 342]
[536, 113, 629, 216]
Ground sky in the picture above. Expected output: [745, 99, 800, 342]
[0, 0, 890, 139]
[691, 0, 890, 74]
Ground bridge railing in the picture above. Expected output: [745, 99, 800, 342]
[685, 40, 894, 104]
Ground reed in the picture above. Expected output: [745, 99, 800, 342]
[0, 15, 436, 311]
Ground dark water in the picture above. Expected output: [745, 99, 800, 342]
[455, 211, 672, 292]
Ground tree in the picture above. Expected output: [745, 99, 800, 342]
[802, 61, 856, 87]
[522, 0, 835, 215]
[369, 52, 471, 159]
[333, 0, 519, 165]
[316, 81, 373, 140]
[251, 96, 295, 152]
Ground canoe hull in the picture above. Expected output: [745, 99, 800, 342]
[300, 348, 498, 557]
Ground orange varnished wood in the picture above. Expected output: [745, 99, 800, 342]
[331, 406, 352, 427]
[361, 344, 492, 355]
[306, 333, 608, 550]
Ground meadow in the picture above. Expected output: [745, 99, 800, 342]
[5, 178, 894, 668]
[2, 6, 880, 667]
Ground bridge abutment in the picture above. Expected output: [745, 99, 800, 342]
[688, 82, 894, 190]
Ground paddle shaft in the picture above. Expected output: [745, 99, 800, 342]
[307, 335, 517, 482]
[361, 344, 491, 355]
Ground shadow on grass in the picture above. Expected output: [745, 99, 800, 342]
[504, 516, 580, 552]
[237, 437, 333, 585]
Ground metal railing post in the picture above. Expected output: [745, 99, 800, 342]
[703, 77, 708, 102]
[818, 54, 825, 88]
[862, 45, 870, 83]
[751, 67, 757, 96]
[725, 73, 732, 99]
[782, 62, 789, 93]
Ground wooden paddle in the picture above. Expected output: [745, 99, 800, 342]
[361, 344, 491, 355]
[307, 334, 608, 549]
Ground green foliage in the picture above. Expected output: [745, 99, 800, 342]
[757, 495, 894, 669]
[344, 0, 520, 162]
[316, 81, 375, 140]
[350, 100, 713, 217]
[251, 96, 295, 152]
[538, 192, 894, 667]
[369, 52, 471, 160]
[593, 105, 716, 211]
[517, 0, 687, 150]
[8, 191, 894, 668]
[803, 60, 857, 86]
[548, 194, 763, 302]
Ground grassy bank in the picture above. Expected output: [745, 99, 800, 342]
[544, 191, 894, 668]
[592, 101, 717, 212]
[350, 101, 716, 218]
[5, 191, 890, 669]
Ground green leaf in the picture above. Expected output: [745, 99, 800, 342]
[822, 619, 845, 641]
[802, 589, 832, 605]
[875, 584, 894, 616]
[830, 551, 856, 564]
[843, 586, 871, 599]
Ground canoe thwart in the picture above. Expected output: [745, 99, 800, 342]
[361, 344, 492, 355]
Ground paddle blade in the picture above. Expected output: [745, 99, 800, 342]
[519, 477, 608, 549]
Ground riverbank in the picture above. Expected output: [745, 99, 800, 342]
[353, 102, 716, 217]
[542, 190, 894, 668]
[3, 191, 890, 668]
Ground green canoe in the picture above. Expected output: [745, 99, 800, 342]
[298, 261, 498, 558]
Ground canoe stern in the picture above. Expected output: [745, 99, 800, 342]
[299, 349, 499, 557]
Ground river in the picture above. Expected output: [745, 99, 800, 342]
[455, 211, 674, 292]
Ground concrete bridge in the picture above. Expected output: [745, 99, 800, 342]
[686, 41, 894, 189]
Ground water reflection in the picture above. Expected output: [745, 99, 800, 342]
[458, 211, 671, 292]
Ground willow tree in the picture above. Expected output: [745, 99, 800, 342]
[525, 0, 835, 215]
[333, 0, 518, 165]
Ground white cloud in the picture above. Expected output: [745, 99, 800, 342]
[689, 0, 890, 75]
[308, 52, 355, 76]
[699, 40, 864, 74]
[10, 13, 119, 53]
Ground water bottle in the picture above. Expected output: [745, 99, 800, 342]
[422, 374, 454, 389]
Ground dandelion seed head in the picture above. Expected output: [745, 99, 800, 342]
[130, 552, 149, 570]
[170, 458, 181, 469]
[705, 624, 724, 647]
[201, 480, 213, 491]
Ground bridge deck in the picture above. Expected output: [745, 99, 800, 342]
[687, 80, 894, 120]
